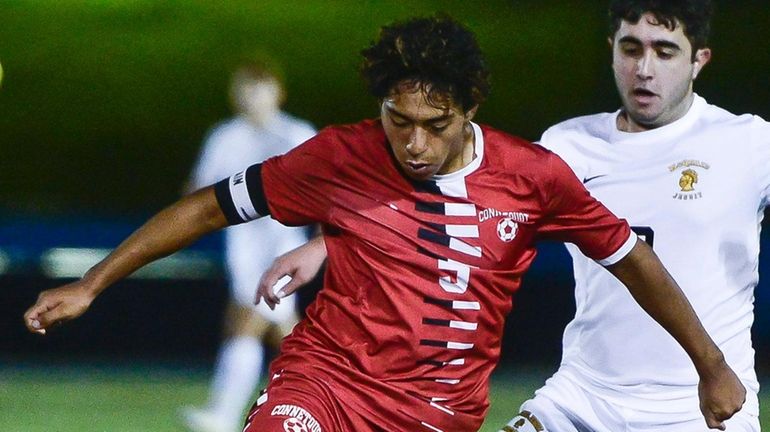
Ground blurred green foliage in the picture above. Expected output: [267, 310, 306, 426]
[0, 0, 767, 215]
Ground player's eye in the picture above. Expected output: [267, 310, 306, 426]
[390, 117, 410, 127]
[657, 50, 675, 59]
[430, 124, 449, 133]
[620, 44, 642, 57]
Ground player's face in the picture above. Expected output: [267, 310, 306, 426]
[236, 78, 282, 127]
[381, 83, 477, 181]
[611, 13, 711, 132]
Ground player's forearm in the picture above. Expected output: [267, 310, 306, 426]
[606, 240, 726, 374]
[82, 186, 229, 295]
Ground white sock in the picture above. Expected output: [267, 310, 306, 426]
[207, 336, 264, 426]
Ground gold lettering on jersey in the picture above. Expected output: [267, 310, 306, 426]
[667, 159, 710, 172]
[669, 159, 709, 201]
[478, 208, 529, 223]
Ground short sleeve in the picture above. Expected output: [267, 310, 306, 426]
[537, 152, 634, 265]
[750, 116, 770, 208]
[260, 131, 342, 226]
[536, 124, 589, 182]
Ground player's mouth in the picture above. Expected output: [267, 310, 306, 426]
[405, 160, 435, 177]
[631, 88, 658, 104]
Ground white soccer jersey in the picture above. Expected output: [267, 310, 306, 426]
[191, 113, 316, 315]
[539, 94, 770, 415]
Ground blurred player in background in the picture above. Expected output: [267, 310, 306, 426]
[24, 15, 744, 432]
[181, 60, 316, 432]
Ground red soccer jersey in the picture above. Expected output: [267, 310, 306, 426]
[215, 119, 633, 431]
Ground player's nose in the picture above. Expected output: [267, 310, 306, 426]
[405, 128, 428, 156]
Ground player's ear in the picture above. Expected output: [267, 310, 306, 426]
[464, 105, 479, 122]
[692, 48, 712, 80]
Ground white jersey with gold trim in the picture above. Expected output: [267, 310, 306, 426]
[539, 94, 770, 415]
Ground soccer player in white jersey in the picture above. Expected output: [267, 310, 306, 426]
[499, 0, 769, 431]
[181, 61, 316, 432]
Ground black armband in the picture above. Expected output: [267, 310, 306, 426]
[213, 164, 270, 225]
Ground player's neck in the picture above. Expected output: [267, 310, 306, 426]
[456, 122, 477, 170]
[244, 110, 279, 129]
[616, 93, 694, 133]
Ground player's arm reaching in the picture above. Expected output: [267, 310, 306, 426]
[25, 129, 339, 336]
[256, 235, 326, 309]
[23, 186, 232, 335]
[606, 239, 745, 430]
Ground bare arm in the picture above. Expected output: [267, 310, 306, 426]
[24, 186, 230, 334]
[256, 235, 327, 309]
[607, 239, 745, 430]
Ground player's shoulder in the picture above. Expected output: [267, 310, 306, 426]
[478, 123, 562, 170]
[693, 97, 770, 152]
[696, 97, 767, 130]
[295, 119, 386, 161]
[314, 119, 384, 145]
[204, 117, 252, 144]
[478, 123, 536, 154]
[276, 111, 317, 135]
[541, 112, 615, 146]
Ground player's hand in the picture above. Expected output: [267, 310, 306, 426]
[23, 280, 98, 335]
[256, 236, 327, 310]
[698, 358, 746, 430]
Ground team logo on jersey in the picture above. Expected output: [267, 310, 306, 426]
[271, 405, 322, 432]
[496, 217, 518, 242]
[669, 159, 709, 200]
[283, 418, 310, 432]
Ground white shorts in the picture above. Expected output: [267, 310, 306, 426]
[515, 371, 760, 432]
[224, 218, 308, 323]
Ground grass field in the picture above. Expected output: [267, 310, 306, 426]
[0, 364, 765, 431]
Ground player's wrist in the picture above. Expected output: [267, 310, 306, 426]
[80, 269, 110, 297]
[692, 347, 727, 378]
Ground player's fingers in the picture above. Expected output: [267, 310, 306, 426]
[255, 284, 279, 309]
[704, 413, 725, 430]
[257, 280, 281, 309]
[35, 308, 63, 330]
[255, 278, 280, 310]
[257, 266, 288, 304]
[276, 278, 303, 299]
[254, 282, 265, 305]
[24, 315, 47, 335]
[24, 300, 54, 334]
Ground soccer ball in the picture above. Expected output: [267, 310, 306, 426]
[496, 217, 518, 242]
[283, 418, 309, 432]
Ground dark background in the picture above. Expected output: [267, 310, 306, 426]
[1, 1, 768, 373]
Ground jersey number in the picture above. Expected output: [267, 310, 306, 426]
[631, 226, 655, 247]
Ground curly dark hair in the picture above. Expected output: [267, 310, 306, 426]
[360, 15, 490, 113]
[609, 0, 714, 59]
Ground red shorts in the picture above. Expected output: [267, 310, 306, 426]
[243, 370, 381, 432]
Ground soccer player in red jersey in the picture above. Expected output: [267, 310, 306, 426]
[24, 16, 743, 432]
